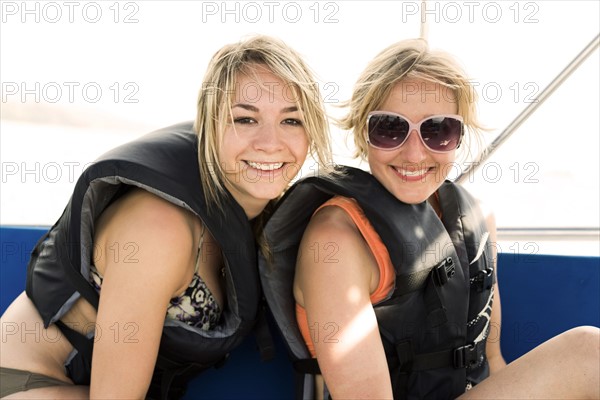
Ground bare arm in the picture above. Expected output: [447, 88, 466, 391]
[90, 190, 196, 399]
[294, 207, 393, 399]
[481, 206, 507, 373]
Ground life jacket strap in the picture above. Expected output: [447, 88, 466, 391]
[424, 258, 457, 328]
[293, 358, 321, 374]
[55, 320, 93, 385]
[390, 340, 486, 371]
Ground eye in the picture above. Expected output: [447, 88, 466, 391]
[282, 118, 303, 126]
[233, 117, 257, 125]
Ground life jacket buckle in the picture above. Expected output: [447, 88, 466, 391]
[473, 268, 494, 292]
[453, 343, 478, 368]
[433, 257, 455, 286]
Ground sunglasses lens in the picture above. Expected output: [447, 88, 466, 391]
[368, 115, 409, 149]
[420, 116, 463, 151]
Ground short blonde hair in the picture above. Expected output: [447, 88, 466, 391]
[339, 38, 484, 162]
[194, 35, 333, 208]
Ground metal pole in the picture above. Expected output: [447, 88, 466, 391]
[457, 33, 600, 183]
[420, 0, 429, 41]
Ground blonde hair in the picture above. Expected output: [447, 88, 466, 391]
[194, 35, 333, 209]
[339, 38, 485, 163]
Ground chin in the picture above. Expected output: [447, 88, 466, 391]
[393, 188, 431, 205]
[250, 184, 289, 201]
[398, 196, 427, 205]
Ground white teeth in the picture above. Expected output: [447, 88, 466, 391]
[395, 168, 428, 177]
[246, 161, 284, 171]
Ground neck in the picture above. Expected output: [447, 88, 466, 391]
[224, 185, 269, 220]
[427, 191, 442, 219]
[240, 200, 268, 220]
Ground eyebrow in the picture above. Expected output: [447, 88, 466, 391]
[282, 106, 299, 113]
[232, 103, 259, 112]
[232, 103, 299, 113]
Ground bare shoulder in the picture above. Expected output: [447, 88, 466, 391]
[303, 204, 360, 241]
[299, 204, 367, 265]
[295, 203, 376, 305]
[97, 188, 197, 232]
[93, 188, 200, 289]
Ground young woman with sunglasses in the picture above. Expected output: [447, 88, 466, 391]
[0, 35, 334, 400]
[259, 38, 599, 399]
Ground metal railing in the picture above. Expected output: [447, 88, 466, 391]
[457, 33, 600, 182]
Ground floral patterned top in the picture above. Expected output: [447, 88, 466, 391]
[89, 226, 222, 331]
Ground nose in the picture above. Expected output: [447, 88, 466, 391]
[399, 129, 428, 162]
[253, 121, 284, 153]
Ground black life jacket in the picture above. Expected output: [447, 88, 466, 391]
[26, 122, 261, 400]
[259, 166, 495, 399]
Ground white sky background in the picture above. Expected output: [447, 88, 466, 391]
[1, 1, 599, 246]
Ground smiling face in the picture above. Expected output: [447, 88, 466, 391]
[219, 65, 309, 218]
[367, 79, 458, 205]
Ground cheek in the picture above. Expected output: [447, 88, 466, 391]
[434, 152, 457, 179]
[367, 149, 395, 169]
[366, 150, 393, 183]
[218, 130, 238, 165]
[290, 133, 309, 161]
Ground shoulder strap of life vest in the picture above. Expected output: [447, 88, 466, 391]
[439, 181, 495, 385]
